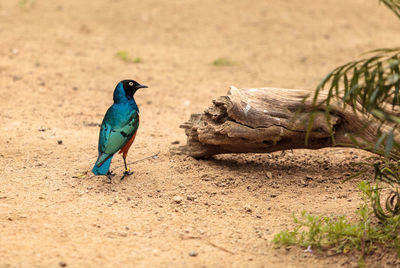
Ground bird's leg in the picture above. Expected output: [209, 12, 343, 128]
[121, 157, 133, 180]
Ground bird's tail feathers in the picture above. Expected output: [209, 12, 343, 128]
[95, 153, 113, 167]
[92, 154, 113, 175]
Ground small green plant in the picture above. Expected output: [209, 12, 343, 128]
[212, 57, 235, 66]
[18, 0, 35, 8]
[273, 181, 400, 259]
[115, 50, 142, 64]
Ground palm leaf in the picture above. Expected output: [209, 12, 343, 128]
[380, 0, 400, 19]
[308, 48, 400, 157]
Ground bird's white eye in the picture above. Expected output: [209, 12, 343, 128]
[129, 82, 134, 86]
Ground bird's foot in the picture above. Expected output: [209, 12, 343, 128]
[107, 171, 116, 177]
[106, 171, 116, 183]
[120, 168, 133, 180]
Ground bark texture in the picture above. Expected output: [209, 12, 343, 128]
[174, 86, 381, 158]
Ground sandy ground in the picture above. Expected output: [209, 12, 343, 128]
[1, 0, 400, 267]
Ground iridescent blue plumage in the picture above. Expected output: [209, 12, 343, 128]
[92, 80, 147, 177]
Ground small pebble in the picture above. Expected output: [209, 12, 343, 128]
[266, 171, 272, 179]
[59, 261, 67, 267]
[173, 196, 183, 204]
[57, 140, 63, 145]
[244, 204, 252, 213]
[189, 251, 198, 257]
[201, 176, 211, 181]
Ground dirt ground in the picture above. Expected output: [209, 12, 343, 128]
[1, 0, 400, 267]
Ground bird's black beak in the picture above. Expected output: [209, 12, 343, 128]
[137, 84, 148, 89]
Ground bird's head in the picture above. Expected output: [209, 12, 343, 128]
[114, 79, 148, 103]
[121, 79, 148, 97]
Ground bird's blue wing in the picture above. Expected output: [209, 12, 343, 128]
[95, 110, 139, 167]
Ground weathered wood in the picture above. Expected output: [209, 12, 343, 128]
[173, 86, 387, 158]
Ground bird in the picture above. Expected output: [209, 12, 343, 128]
[92, 79, 147, 180]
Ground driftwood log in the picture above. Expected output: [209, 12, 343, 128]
[174, 86, 384, 158]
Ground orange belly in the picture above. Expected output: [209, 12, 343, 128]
[119, 131, 137, 158]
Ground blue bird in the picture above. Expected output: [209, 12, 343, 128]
[92, 79, 147, 179]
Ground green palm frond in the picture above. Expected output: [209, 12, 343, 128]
[312, 48, 400, 123]
[276, 0, 400, 254]
[308, 48, 400, 157]
[305, 1, 400, 221]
